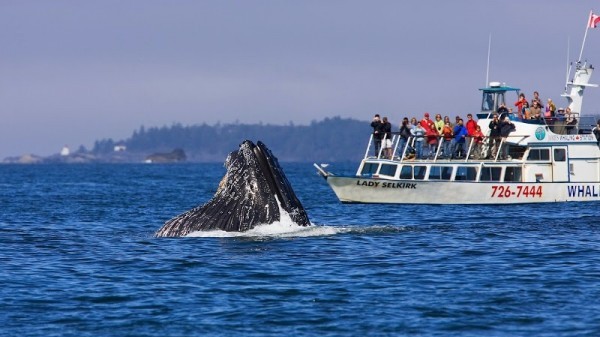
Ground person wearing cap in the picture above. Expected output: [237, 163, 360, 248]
[420, 112, 433, 129]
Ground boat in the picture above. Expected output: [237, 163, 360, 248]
[315, 39, 600, 204]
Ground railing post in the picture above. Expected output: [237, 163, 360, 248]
[434, 136, 443, 162]
[364, 134, 374, 159]
[391, 134, 399, 160]
[465, 136, 473, 162]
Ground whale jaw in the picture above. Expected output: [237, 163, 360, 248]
[155, 140, 310, 237]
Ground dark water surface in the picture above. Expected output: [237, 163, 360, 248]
[1, 163, 599, 336]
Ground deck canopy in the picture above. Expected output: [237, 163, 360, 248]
[478, 84, 520, 118]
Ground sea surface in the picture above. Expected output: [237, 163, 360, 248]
[1, 162, 599, 337]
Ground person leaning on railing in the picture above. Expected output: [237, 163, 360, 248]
[488, 113, 502, 159]
[471, 125, 485, 159]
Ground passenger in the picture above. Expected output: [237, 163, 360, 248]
[488, 113, 502, 159]
[443, 115, 453, 128]
[565, 108, 577, 134]
[465, 113, 477, 152]
[412, 122, 426, 159]
[434, 114, 444, 134]
[529, 101, 542, 120]
[420, 112, 438, 158]
[419, 112, 435, 130]
[499, 116, 515, 159]
[471, 125, 485, 159]
[497, 103, 509, 115]
[398, 118, 412, 157]
[522, 101, 530, 119]
[410, 117, 418, 129]
[370, 114, 384, 157]
[593, 120, 600, 146]
[381, 117, 393, 159]
[514, 93, 528, 119]
[452, 118, 468, 159]
[426, 129, 438, 158]
[441, 122, 454, 158]
[546, 98, 556, 117]
[531, 91, 544, 108]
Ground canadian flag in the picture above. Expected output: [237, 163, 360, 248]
[589, 12, 600, 28]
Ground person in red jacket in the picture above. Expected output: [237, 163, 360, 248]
[514, 93, 528, 120]
[465, 113, 477, 155]
[420, 112, 438, 158]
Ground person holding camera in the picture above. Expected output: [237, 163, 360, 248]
[370, 114, 384, 157]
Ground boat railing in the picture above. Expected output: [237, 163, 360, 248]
[364, 132, 531, 163]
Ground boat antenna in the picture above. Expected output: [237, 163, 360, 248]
[578, 10, 593, 63]
[485, 34, 491, 86]
[565, 37, 571, 91]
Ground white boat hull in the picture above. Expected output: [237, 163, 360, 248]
[326, 176, 600, 204]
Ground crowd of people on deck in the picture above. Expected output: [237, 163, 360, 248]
[368, 91, 577, 160]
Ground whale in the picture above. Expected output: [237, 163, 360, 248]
[155, 140, 311, 237]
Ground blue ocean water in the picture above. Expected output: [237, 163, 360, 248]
[1, 162, 599, 337]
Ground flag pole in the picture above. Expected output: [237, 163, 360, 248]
[578, 10, 592, 63]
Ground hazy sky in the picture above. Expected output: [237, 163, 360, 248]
[1, 1, 600, 158]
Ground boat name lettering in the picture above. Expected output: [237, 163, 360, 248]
[547, 134, 595, 142]
[356, 180, 417, 189]
[490, 185, 542, 198]
[567, 185, 600, 198]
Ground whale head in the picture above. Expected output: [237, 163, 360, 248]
[155, 140, 310, 237]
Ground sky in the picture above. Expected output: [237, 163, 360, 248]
[1, 0, 600, 158]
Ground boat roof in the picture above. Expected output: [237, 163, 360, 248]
[479, 85, 520, 93]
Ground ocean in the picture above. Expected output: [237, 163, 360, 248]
[1, 162, 599, 337]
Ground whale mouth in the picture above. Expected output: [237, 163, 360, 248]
[155, 140, 310, 237]
[251, 141, 309, 226]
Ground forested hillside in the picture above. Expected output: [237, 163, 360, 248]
[92, 117, 371, 162]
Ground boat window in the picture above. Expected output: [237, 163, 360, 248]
[379, 164, 397, 177]
[553, 148, 566, 162]
[455, 166, 478, 181]
[400, 165, 412, 179]
[504, 167, 522, 182]
[360, 163, 379, 176]
[481, 92, 494, 111]
[429, 166, 453, 180]
[414, 166, 427, 180]
[479, 166, 502, 181]
[527, 148, 550, 161]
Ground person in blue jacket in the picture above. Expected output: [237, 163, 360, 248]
[452, 118, 468, 159]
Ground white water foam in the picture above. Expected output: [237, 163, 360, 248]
[184, 190, 410, 238]
[186, 198, 338, 238]
[185, 221, 338, 238]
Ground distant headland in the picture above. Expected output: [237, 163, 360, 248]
[2, 117, 367, 164]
